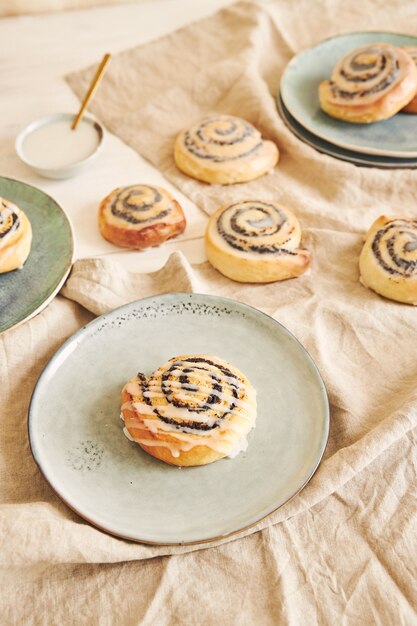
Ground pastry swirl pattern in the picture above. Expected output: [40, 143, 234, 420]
[359, 216, 417, 304]
[328, 44, 405, 105]
[370, 218, 417, 277]
[109, 185, 170, 225]
[182, 116, 263, 164]
[215, 200, 301, 255]
[98, 184, 186, 249]
[0, 197, 32, 274]
[174, 114, 279, 184]
[319, 43, 417, 122]
[121, 355, 257, 466]
[205, 200, 311, 283]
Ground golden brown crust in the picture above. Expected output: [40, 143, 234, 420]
[0, 198, 32, 274]
[403, 98, 417, 114]
[98, 185, 186, 249]
[402, 46, 417, 113]
[359, 215, 417, 305]
[121, 388, 223, 466]
[319, 44, 417, 123]
[121, 355, 257, 467]
[205, 200, 311, 283]
[174, 115, 279, 184]
[98, 203, 186, 249]
[319, 74, 417, 123]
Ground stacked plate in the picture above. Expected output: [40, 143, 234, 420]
[278, 31, 417, 168]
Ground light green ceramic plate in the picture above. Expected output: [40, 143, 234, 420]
[29, 293, 329, 545]
[277, 93, 417, 168]
[0, 177, 73, 334]
[280, 32, 417, 157]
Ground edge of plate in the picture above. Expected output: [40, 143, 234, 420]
[28, 292, 330, 546]
[277, 92, 417, 169]
[280, 30, 417, 158]
[0, 176, 75, 335]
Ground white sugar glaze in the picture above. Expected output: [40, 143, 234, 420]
[22, 119, 100, 169]
[121, 357, 257, 461]
[123, 411, 249, 459]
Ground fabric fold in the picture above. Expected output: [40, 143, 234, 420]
[58, 249, 417, 555]
[61, 252, 200, 316]
[3, 0, 417, 621]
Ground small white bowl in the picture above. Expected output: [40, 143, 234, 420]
[15, 112, 104, 179]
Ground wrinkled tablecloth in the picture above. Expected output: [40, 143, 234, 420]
[2, 1, 417, 623]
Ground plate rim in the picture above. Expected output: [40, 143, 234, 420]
[280, 30, 417, 158]
[277, 92, 417, 169]
[28, 292, 330, 546]
[0, 176, 75, 335]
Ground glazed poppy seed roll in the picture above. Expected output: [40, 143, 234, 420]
[121, 354, 257, 467]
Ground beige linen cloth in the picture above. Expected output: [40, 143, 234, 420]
[2, 1, 417, 623]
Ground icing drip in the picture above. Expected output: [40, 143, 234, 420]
[123, 411, 249, 459]
[109, 185, 171, 225]
[122, 355, 257, 460]
[182, 115, 263, 163]
[371, 218, 417, 277]
[123, 426, 134, 441]
[214, 200, 302, 256]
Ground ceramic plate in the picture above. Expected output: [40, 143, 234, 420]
[0, 177, 73, 334]
[277, 94, 417, 169]
[29, 294, 329, 545]
[280, 32, 417, 157]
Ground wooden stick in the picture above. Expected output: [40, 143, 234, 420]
[71, 53, 111, 130]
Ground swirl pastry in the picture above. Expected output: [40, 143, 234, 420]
[205, 200, 310, 283]
[319, 43, 417, 123]
[121, 354, 257, 467]
[402, 47, 417, 113]
[98, 185, 186, 249]
[174, 115, 279, 184]
[0, 197, 32, 274]
[359, 216, 417, 304]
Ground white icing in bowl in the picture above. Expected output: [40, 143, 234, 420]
[15, 112, 104, 179]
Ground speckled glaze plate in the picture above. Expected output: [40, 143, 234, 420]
[0, 177, 73, 334]
[280, 32, 417, 157]
[29, 294, 329, 545]
[277, 94, 417, 169]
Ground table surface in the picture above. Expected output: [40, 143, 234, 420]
[1, 0, 234, 272]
